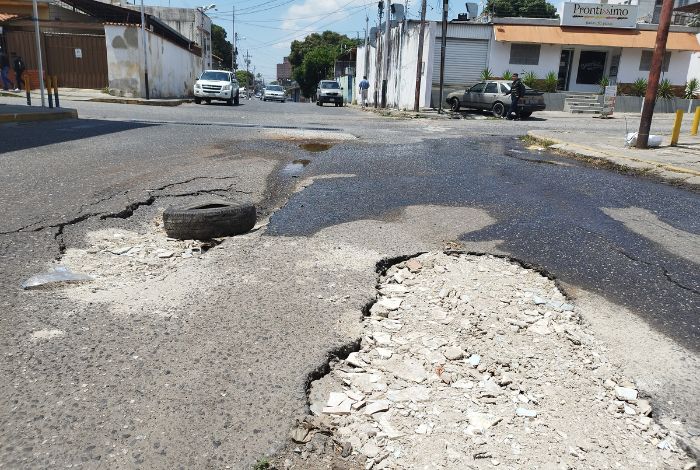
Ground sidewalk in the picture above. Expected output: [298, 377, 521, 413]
[0, 88, 190, 106]
[528, 127, 700, 187]
[0, 104, 77, 123]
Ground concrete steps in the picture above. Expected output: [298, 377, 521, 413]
[564, 93, 603, 113]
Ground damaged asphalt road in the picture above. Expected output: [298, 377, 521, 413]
[0, 100, 698, 468]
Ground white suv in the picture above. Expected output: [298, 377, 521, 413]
[194, 70, 240, 105]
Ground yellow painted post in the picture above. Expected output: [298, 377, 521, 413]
[670, 109, 683, 146]
[691, 107, 700, 136]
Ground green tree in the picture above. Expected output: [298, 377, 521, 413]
[236, 70, 254, 87]
[288, 31, 360, 98]
[211, 24, 232, 69]
[487, 0, 557, 18]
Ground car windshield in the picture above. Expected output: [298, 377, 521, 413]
[200, 71, 230, 81]
[267, 85, 284, 91]
[320, 82, 340, 89]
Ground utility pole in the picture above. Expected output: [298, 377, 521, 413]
[381, 0, 391, 108]
[231, 6, 236, 72]
[437, 0, 448, 114]
[31, 0, 45, 106]
[140, 0, 150, 99]
[374, 3, 383, 108]
[413, 0, 427, 112]
[364, 15, 369, 80]
[636, 0, 674, 148]
[244, 49, 252, 88]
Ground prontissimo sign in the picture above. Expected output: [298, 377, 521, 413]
[561, 2, 638, 28]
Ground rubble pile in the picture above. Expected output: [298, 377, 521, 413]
[289, 252, 693, 469]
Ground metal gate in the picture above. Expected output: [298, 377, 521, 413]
[432, 38, 489, 87]
[4, 30, 108, 89]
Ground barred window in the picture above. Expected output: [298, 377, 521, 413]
[509, 44, 540, 65]
[639, 50, 671, 72]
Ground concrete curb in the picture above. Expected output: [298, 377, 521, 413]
[87, 97, 192, 106]
[0, 108, 78, 123]
[527, 131, 700, 184]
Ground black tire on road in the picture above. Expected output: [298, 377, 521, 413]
[450, 98, 460, 112]
[163, 200, 256, 240]
[194, 97, 202, 104]
[520, 111, 532, 119]
[226, 97, 233, 106]
[234, 93, 240, 105]
[492, 101, 506, 118]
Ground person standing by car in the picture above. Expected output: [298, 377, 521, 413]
[12, 53, 25, 91]
[0, 49, 12, 91]
[504, 73, 526, 120]
[358, 76, 370, 107]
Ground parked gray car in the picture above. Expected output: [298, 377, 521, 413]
[446, 80, 545, 118]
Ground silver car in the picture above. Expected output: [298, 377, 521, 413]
[262, 85, 286, 102]
[446, 80, 545, 118]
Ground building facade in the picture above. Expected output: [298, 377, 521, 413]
[276, 56, 291, 81]
[356, 1, 700, 109]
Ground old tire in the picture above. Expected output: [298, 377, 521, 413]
[492, 101, 506, 118]
[449, 98, 460, 112]
[162, 200, 256, 240]
[194, 97, 202, 104]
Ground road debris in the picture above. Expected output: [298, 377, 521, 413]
[282, 252, 693, 469]
[21, 265, 93, 290]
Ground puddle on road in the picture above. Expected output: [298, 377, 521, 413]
[299, 142, 334, 152]
[281, 159, 311, 176]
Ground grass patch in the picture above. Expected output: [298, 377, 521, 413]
[520, 135, 556, 148]
[252, 458, 271, 470]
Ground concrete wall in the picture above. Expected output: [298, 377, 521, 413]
[488, 41, 561, 78]
[618, 48, 692, 85]
[105, 24, 202, 98]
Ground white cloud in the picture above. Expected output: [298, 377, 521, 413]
[282, 0, 356, 33]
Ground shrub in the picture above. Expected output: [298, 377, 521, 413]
[657, 79, 674, 99]
[631, 78, 647, 97]
[480, 68, 493, 81]
[543, 71, 558, 92]
[501, 70, 512, 80]
[522, 71, 538, 89]
[684, 78, 699, 99]
[598, 76, 610, 95]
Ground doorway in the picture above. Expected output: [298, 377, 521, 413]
[576, 51, 607, 85]
[558, 49, 574, 91]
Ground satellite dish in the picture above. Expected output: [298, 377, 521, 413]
[465, 2, 478, 18]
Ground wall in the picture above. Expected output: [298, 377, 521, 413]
[105, 24, 202, 98]
[617, 48, 692, 85]
[488, 40, 561, 78]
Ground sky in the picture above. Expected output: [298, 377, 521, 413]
[145, 0, 566, 80]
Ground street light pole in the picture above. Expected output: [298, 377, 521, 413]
[413, 0, 427, 112]
[140, 0, 149, 99]
[437, 0, 448, 114]
[231, 6, 235, 70]
[31, 0, 45, 107]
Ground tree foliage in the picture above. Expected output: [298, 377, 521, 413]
[236, 70, 254, 87]
[211, 24, 233, 69]
[487, 0, 557, 18]
[289, 31, 360, 98]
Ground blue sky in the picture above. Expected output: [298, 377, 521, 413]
[146, 0, 565, 80]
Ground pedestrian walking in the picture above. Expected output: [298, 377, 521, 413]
[504, 73, 526, 120]
[358, 75, 370, 107]
[12, 53, 25, 92]
[0, 49, 13, 91]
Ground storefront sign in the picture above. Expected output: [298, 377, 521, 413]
[561, 2, 638, 28]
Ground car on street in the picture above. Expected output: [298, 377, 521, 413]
[316, 80, 344, 107]
[446, 80, 545, 118]
[262, 85, 286, 102]
[193, 70, 240, 105]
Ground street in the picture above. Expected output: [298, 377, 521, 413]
[1, 97, 698, 468]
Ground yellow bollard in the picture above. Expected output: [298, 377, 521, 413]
[670, 109, 683, 146]
[691, 107, 700, 136]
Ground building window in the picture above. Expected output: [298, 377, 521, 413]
[509, 44, 540, 65]
[639, 50, 671, 72]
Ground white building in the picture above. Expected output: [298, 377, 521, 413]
[357, 1, 700, 109]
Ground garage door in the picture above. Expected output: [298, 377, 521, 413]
[432, 38, 488, 87]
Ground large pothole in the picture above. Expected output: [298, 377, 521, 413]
[276, 252, 694, 469]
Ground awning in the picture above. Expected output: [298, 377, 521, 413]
[675, 2, 700, 13]
[493, 25, 700, 51]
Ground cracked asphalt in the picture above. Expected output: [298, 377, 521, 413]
[0, 97, 698, 468]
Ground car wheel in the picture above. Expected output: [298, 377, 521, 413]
[234, 94, 240, 105]
[163, 199, 256, 240]
[226, 96, 233, 106]
[194, 97, 201, 104]
[449, 98, 460, 112]
[492, 101, 505, 118]
[520, 111, 532, 119]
